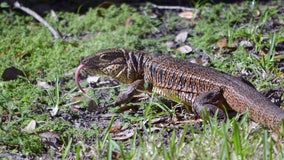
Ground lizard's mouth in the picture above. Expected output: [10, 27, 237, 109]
[75, 64, 86, 93]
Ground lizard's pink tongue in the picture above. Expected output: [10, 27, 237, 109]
[75, 64, 86, 93]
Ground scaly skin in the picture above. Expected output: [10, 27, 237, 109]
[75, 48, 284, 129]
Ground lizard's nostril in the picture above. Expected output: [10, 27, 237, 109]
[80, 57, 86, 63]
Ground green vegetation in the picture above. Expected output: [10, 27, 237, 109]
[0, 1, 283, 159]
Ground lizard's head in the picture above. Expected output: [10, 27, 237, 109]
[75, 48, 130, 93]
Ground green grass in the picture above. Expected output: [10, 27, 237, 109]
[0, 1, 284, 159]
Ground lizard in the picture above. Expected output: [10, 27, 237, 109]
[74, 48, 284, 130]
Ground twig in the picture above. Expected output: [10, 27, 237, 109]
[150, 3, 196, 11]
[13, 1, 62, 39]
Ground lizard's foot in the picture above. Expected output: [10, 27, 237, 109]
[89, 79, 145, 113]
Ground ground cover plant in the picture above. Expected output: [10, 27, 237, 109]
[0, 0, 284, 159]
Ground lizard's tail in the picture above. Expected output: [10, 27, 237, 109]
[224, 87, 284, 130]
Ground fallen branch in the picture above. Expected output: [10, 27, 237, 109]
[150, 3, 196, 11]
[13, 1, 62, 39]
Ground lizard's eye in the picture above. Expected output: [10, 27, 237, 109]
[81, 57, 90, 65]
[99, 54, 113, 61]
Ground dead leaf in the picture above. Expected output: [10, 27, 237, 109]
[112, 128, 134, 140]
[50, 105, 59, 116]
[178, 10, 198, 19]
[39, 131, 60, 140]
[125, 17, 132, 25]
[279, 72, 284, 78]
[70, 105, 81, 112]
[97, 1, 114, 8]
[97, 1, 115, 17]
[165, 41, 174, 48]
[148, 127, 163, 132]
[39, 131, 61, 149]
[259, 49, 266, 57]
[69, 96, 87, 111]
[88, 100, 99, 112]
[117, 105, 139, 113]
[112, 150, 121, 159]
[175, 31, 188, 43]
[87, 75, 100, 84]
[177, 45, 193, 54]
[36, 80, 51, 90]
[216, 37, 227, 48]
[239, 40, 253, 48]
[24, 120, 36, 132]
[50, 10, 58, 21]
[173, 119, 203, 125]
[230, 40, 238, 48]
[274, 54, 284, 61]
[71, 97, 85, 103]
[1, 66, 25, 81]
[109, 125, 122, 133]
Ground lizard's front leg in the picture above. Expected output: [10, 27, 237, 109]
[100, 79, 145, 111]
